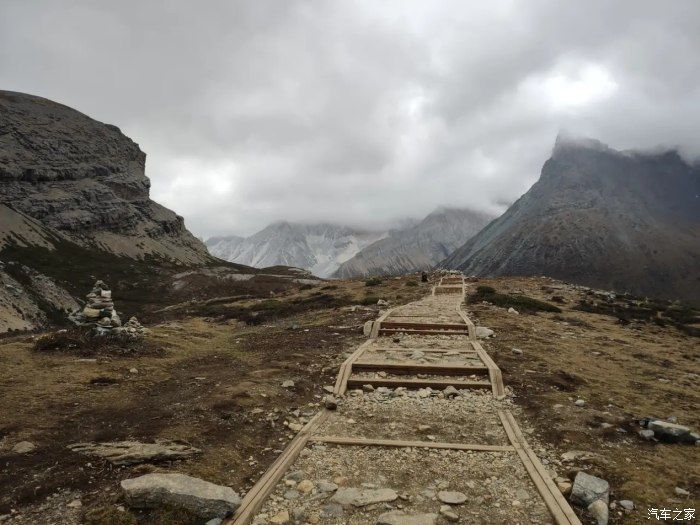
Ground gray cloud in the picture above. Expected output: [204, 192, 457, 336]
[2, 0, 699, 237]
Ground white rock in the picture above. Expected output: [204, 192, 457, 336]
[438, 490, 467, 505]
[508, 307, 519, 315]
[68, 440, 200, 465]
[588, 499, 609, 525]
[331, 487, 397, 507]
[475, 326, 494, 338]
[377, 511, 437, 525]
[571, 472, 609, 507]
[121, 473, 241, 519]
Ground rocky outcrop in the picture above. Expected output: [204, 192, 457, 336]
[441, 136, 700, 302]
[68, 440, 201, 465]
[121, 473, 241, 519]
[0, 91, 211, 264]
[335, 208, 494, 278]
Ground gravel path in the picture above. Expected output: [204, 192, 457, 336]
[248, 286, 568, 525]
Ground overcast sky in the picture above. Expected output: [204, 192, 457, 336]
[2, 1, 700, 238]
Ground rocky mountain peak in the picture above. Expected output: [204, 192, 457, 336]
[0, 90, 211, 264]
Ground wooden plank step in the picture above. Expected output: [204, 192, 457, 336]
[352, 361, 489, 375]
[366, 348, 478, 354]
[379, 328, 470, 336]
[309, 435, 514, 452]
[382, 321, 468, 331]
[347, 377, 491, 389]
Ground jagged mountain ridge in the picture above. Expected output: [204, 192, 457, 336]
[206, 222, 386, 278]
[333, 207, 495, 279]
[441, 136, 700, 302]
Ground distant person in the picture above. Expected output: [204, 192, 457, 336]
[421, 271, 428, 283]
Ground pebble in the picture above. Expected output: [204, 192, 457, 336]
[12, 441, 36, 454]
[297, 480, 314, 493]
[574, 399, 586, 407]
[439, 505, 459, 522]
[269, 510, 290, 524]
[281, 380, 295, 388]
[675, 487, 690, 496]
[619, 500, 634, 510]
[512, 348, 523, 355]
[324, 395, 338, 410]
[437, 490, 467, 505]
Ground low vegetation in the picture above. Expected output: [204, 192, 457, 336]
[468, 285, 562, 314]
[33, 327, 164, 357]
[365, 277, 383, 286]
[575, 296, 699, 336]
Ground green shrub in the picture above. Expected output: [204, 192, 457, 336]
[365, 277, 383, 287]
[405, 281, 418, 287]
[360, 296, 379, 305]
[468, 286, 561, 314]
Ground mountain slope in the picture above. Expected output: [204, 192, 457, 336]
[334, 207, 494, 278]
[441, 136, 700, 302]
[0, 91, 226, 332]
[0, 90, 211, 264]
[206, 222, 385, 277]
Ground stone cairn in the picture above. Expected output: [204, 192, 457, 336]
[69, 280, 146, 337]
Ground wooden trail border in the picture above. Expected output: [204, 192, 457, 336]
[224, 280, 581, 525]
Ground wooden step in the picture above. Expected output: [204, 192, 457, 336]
[379, 328, 470, 336]
[309, 435, 514, 452]
[381, 321, 468, 331]
[352, 361, 489, 375]
[347, 377, 491, 389]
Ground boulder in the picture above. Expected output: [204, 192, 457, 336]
[324, 395, 338, 410]
[121, 473, 241, 519]
[571, 472, 609, 507]
[363, 320, 374, 336]
[377, 511, 437, 525]
[475, 326, 494, 338]
[68, 440, 201, 465]
[648, 420, 694, 443]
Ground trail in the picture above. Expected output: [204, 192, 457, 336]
[225, 275, 581, 525]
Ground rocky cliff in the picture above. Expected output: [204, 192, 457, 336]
[441, 136, 700, 302]
[0, 91, 211, 263]
[0, 91, 216, 331]
[334, 207, 494, 279]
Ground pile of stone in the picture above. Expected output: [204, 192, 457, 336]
[69, 280, 120, 332]
[69, 280, 146, 337]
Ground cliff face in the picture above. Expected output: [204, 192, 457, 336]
[0, 90, 211, 263]
[441, 136, 700, 302]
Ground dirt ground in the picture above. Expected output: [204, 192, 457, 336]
[1, 274, 698, 524]
[0, 276, 425, 524]
[467, 277, 699, 524]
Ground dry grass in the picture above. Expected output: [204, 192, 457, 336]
[0, 274, 426, 524]
[467, 276, 699, 523]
